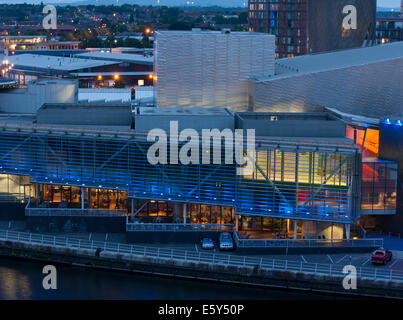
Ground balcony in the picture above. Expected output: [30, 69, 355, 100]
[126, 223, 234, 232]
[25, 200, 127, 217]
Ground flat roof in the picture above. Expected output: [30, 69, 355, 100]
[252, 42, 403, 81]
[138, 107, 233, 116]
[7, 54, 119, 72]
[0, 35, 47, 39]
[155, 30, 274, 37]
[76, 52, 153, 65]
[0, 78, 18, 86]
[70, 72, 151, 77]
[0, 116, 357, 151]
[236, 112, 339, 121]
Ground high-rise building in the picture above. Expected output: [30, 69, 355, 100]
[248, 0, 308, 58]
[248, 0, 376, 58]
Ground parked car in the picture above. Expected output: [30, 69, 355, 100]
[371, 248, 392, 265]
[200, 238, 214, 250]
[219, 232, 234, 251]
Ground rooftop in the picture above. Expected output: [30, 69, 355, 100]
[76, 52, 153, 65]
[156, 30, 273, 37]
[0, 77, 17, 87]
[7, 54, 119, 72]
[0, 113, 356, 151]
[138, 107, 233, 116]
[252, 42, 403, 81]
[0, 35, 47, 39]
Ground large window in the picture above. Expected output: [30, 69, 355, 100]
[241, 149, 354, 219]
[361, 160, 397, 214]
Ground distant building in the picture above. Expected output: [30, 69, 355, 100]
[248, 0, 377, 58]
[249, 42, 403, 234]
[35, 41, 81, 51]
[0, 79, 77, 114]
[376, 14, 403, 44]
[6, 53, 153, 88]
[0, 35, 47, 52]
[155, 29, 275, 111]
[0, 36, 81, 56]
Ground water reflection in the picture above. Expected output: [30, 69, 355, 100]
[0, 262, 32, 299]
[0, 258, 337, 300]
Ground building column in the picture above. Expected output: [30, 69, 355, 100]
[294, 220, 297, 239]
[235, 215, 239, 232]
[183, 203, 187, 225]
[131, 198, 134, 217]
[35, 183, 39, 202]
[345, 223, 351, 240]
[81, 187, 85, 210]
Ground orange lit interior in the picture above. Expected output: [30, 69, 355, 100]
[357, 128, 379, 155]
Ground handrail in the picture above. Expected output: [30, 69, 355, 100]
[0, 229, 400, 282]
[25, 207, 127, 217]
[126, 223, 234, 232]
[0, 193, 27, 203]
[232, 231, 383, 248]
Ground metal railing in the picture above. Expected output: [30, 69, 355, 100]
[0, 229, 401, 282]
[233, 232, 383, 248]
[126, 223, 234, 232]
[25, 208, 127, 217]
[0, 193, 27, 203]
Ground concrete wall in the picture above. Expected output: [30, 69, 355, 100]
[0, 202, 25, 220]
[252, 58, 403, 118]
[0, 79, 78, 114]
[135, 111, 234, 133]
[126, 231, 222, 244]
[37, 104, 132, 126]
[26, 216, 126, 233]
[236, 113, 346, 138]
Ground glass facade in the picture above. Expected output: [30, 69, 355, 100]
[345, 125, 398, 215]
[361, 160, 397, 214]
[0, 174, 34, 198]
[241, 149, 355, 221]
[0, 126, 359, 223]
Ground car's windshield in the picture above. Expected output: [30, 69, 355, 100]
[375, 251, 385, 255]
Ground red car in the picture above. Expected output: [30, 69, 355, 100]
[371, 248, 392, 265]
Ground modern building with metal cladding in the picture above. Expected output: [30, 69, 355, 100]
[154, 29, 275, 111]
[0, 107, 362, 241]
[250, 42, 403, 118]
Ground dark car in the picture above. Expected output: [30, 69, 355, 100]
[219, 232, 234, 251]
[200, 238, 214, 250]
[371, 248, 392, 265]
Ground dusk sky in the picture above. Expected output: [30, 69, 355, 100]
[0, 0, 400, 7]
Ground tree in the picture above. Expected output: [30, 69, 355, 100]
[113, 80, 125, 88]
[125, 37, 142, 48]
[168, 22, 192, 31]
